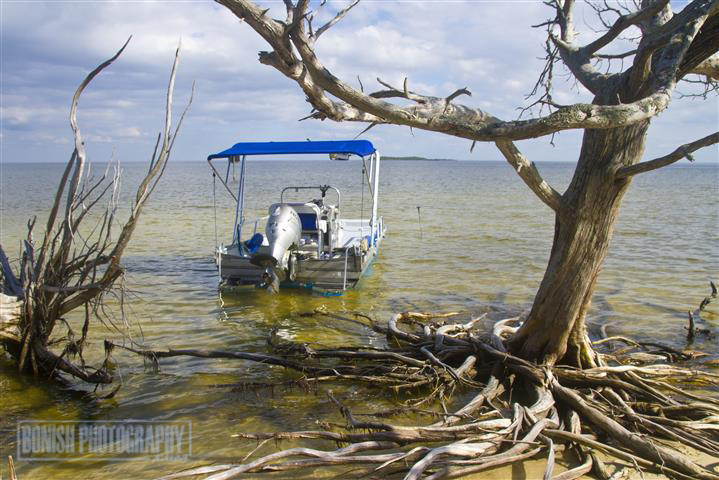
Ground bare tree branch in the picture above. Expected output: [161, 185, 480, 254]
[679, 11, 719, 80]
[629, 0, 715, 92]
[313, 0, 359, 41]
[690, 54, 719, 78]
[596, 50, 637, 59]
[445, 87, 471, 104]
[58, 42, 188, 317]
[218, 0, 689, 141]
[546, 0, 610, 94]
[550, 36, 611, 93]
[615, 131, 719, 178]
[494, 141, 563, 212]
[582, 0, 669, 57]
[293, 22, 676, 138]
[32, 152, 76, 283]
[64, 37, 132, 236]
[0, 249, 23, 298]
[559, 0, 576, 42]
[371, 77, 429, 103]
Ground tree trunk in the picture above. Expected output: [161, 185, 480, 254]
[509, 120, 650, 366]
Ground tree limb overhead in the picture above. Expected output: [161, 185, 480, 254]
[615, 131, 719, 178]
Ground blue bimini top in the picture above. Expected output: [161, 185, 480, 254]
[207, 140, 376, 160]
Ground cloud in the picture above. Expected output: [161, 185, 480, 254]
[115, 127, 143, 138]
[321, 25, 441, 71]
[1, 105, 66, 127]
[0, 0, 716, 165]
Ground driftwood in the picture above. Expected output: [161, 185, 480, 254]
[105, 309, 719, 480]
[0, 39, 191, 384]
[0, 294, 21, 343]
[687, 281, 717, 340]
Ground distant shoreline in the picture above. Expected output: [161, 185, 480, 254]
[381, 156, 457, 162]
[2, 159, 717, 166]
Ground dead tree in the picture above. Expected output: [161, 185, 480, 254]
[214, 0, 719, 367]
[0, 38, 191, 383]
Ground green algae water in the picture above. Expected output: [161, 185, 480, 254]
[1, 159, 717, 478]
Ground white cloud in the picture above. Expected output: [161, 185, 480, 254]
[1, 106, 31, 126]
[0, 0, 716, 165]
[115, 127, 143, 138]
[1, 105, 66, 126]
[84, 134, 114, 144]
[322, 25, 440, 70]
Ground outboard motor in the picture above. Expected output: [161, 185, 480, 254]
[251, 204, 301, 290]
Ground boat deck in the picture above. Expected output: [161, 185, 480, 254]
[337, 219, 372, 247]
[218, 218, 384, 291]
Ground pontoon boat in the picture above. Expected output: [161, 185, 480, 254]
[207, 140, 385, 292]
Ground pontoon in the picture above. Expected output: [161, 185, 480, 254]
[207, 140, 385, 292]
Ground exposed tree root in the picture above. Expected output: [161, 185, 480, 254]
[111, 310, 719, 480]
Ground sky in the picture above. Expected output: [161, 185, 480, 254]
[0, 0, 717, 164]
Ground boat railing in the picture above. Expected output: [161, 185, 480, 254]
[248, 216, 269, 235]
[373, 216, 384, 247]
[280, 185, 341, 207]
[235, 215, 269, 242]
[342, 246, 351, 290]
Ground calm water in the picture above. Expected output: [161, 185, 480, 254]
[1, 159, 717, 478]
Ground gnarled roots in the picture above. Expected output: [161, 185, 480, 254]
[142, 311, 719, 480]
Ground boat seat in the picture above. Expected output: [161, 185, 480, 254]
[298, 213, 317, 231]
[243, 233, 264, 253]
[280, 203, 326, 233]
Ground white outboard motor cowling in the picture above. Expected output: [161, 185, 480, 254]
[251, 204, 301, 271]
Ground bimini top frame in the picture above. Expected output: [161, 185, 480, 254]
[207, 139, 381, 247]
[208, 140, 376, 159]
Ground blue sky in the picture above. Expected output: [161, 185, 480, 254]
[1, 0, 716, 163]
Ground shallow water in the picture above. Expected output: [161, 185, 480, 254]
[1, 159, 717, 478]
